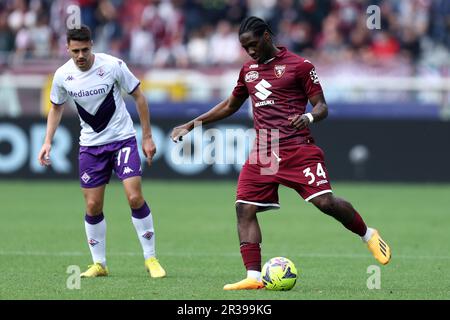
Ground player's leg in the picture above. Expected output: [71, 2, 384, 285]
[310, 193, 391, 265]
[310, 193, 366, 235]
[224, 162, 278, 290]
[122, 176, 166, 278]
[223, 202, 265, 290]
[280, 143, 391, 265]
[236, 202, 262, 279]
[115, 137, 166, 277]
[78, 146, 112, 278]
[80, 185, 109, 277]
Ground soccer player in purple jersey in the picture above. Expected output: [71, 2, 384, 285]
[171, 17, 391, 290]
[38, 25, 166, 278]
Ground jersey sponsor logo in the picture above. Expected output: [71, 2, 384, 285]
[274, 65, 286, 78]
[310, 68, 320, 84]
[65, 75, 74, 81]
[81, 172, 91, 183]
[142, 231, 154, 240]
[254, 100, 275, 107]
[316, 179, 328, 186]
[245, 71, 259, 82]
[123, 166, 134, 175]
[249, 64, 258, 69]
[97, 67, 105, 78]
[254, 79, 273, 100]
[68, 84, 110, 98]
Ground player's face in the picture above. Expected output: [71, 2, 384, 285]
[67, 40, 94, 71]
[239, 31, 271, 63]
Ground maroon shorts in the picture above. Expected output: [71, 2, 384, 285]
[236, 142, 333, 211]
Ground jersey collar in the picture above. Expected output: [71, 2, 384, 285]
[262, 47, 287, 64]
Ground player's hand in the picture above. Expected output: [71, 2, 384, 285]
[38, 143, 52, 166]
[142, 136, 156, 166]
[170, 124, 191, 143]
[288, 114, 311, 130]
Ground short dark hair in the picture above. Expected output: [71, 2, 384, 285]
[66, 25, 92, 43]
[239, 16, 274, 37]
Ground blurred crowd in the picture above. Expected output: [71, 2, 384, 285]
[0, 0, 449, 75]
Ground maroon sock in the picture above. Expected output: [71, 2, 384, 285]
[344, 211, 367, 237]
[240, 242, 261, 272]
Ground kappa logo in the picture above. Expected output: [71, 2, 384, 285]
[123, 166, 134, 175]
[65, 75, 74, 81]
[274, 65, 286, 78]
[245, 71, 259, 82]
[81, 172, 91, 183]
[310, 68, 320, 84]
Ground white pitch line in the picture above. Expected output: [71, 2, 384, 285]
[0, 250, 449, 260]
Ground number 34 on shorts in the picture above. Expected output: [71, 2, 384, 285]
[302, 163, 328, 186]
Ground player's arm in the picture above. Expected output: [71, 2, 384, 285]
[38, 103, 65, 166]
[130, 86, 156, 166]
[289, 93, 328, 129]
[170, 94, 247, 142]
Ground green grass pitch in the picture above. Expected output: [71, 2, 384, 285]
[1, 180, 449, 300]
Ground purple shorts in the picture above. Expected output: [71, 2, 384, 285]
[79, 137, 142, 188]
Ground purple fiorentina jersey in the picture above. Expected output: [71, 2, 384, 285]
[232, 47, 323, 143]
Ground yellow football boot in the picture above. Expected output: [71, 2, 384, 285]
[80, 263, 109, 278]
[367, 229, 391, 265]
[223, 278, 264, 291]
[145, 257, 166, 278]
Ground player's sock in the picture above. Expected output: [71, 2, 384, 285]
[240, 242, 261, 280]
[361, 227, 375, 242]
[247, 270, 262, 281]
[131, 201, 155, 260]
[84, 213, 106, 267]
[343, 211, 367, 237]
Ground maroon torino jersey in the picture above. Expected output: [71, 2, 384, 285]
[232, 47, 323, 143]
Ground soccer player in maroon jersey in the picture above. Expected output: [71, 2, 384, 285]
[171, 17, 391, 290]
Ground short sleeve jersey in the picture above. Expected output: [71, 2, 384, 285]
[232, 47, 323, 142]
[50, 53, 140, 146]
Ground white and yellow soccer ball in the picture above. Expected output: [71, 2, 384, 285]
[262, 257, 298, 291]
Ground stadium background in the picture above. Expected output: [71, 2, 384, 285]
[1, 0, 450, 301]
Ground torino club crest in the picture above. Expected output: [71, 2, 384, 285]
[274, 65, 286, 78]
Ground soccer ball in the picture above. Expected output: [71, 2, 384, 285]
[262, 257, 298, 291]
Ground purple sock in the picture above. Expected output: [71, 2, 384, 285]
[131, 202, 150, 219]
[85, 212, 104, 225]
